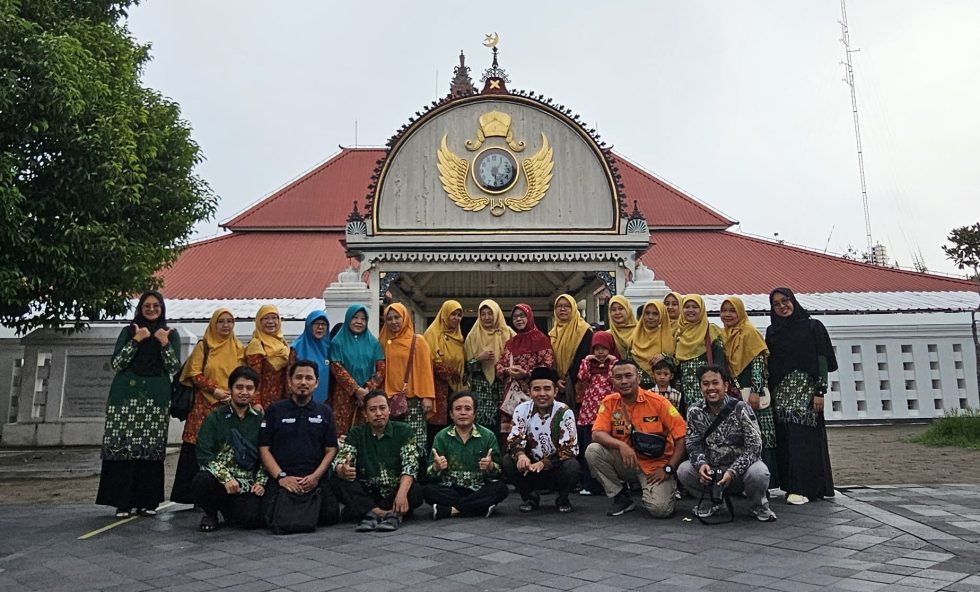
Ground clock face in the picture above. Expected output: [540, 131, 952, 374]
[473, 148, 518, 193]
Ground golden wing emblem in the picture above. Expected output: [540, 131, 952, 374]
[505, 133, 553, 212]
[437, 135, 489, 212]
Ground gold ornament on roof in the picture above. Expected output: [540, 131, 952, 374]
[437, 111, 554, 217]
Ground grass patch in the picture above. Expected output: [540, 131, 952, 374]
[912, 409, 980, 450]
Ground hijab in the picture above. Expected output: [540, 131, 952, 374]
[464, 299, 514, 384]
[674, 294, 723, 362]
[180, 307, 246, 393]
[504, 303, 553, 357]
[548, 294, 592, 377]
[129, 290, 169, 377]
[290, 310, 331, 402]
[245, 304, 290, 371]
[606, 294, 637, 358]
[664, 291, 683, 338]
[423, 300, 466, 389]
[379, 303, 436, 397]
[629, 300, 675, 376]
[721, 297, 768, 378]
[766, 287, 838, 387]
[330, 304, 384, 386]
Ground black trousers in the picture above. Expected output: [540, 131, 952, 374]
[422, 481, 509, 517]
[261, 476, 340, 526]
[331, 478, 424, 520]
[501, 456, 582, 502]
[576, 425, 603, 493]
[190, 470, 264, 528]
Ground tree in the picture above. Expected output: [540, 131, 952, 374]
[0, 1, 217, 333]
[943, 222, 980, 295]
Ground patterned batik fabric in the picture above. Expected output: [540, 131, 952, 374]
[427, 424, 501, 491]
[102, 399, 170, 461]
[333, 421, 419, 499]
[773, 370, 820, 428]
[467, 359, 502, 432]
[677, 352, 709, 408]
[506, 400, 579, 468]
[204, 445, 262, 491]
[405, 397, 429, 466]
[685, 398, 763, 478]
[731, 355, 776, 449]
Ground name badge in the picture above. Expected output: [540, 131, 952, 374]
[309, 416, 323, 424]
[281, 418, 296, 424]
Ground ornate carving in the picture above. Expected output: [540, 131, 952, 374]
[379, 271, 400, 295]
[626, 200, 649, 235]
[465, 111, 525, 152]
[370, 251, 633, 264]
[448, 51, 477, 98]
[345, 200, 368, 237]
[596, 271, 616, 295]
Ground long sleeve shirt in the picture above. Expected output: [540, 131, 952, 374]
[332, 420, 418, 498]
[427, 424, 502, 490]
[196, 404, 265, 491]
[684, 397, 761, 478]
[506, 400, 578, 469]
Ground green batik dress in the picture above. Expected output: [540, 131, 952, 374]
[466, 358, 503, 432]
[676, 336, 725, 409]
[732, 354, 777, 487]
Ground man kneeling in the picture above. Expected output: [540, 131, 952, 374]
[192, 366, 266, 532]
[586, 360, 687, 518]
[678, 364, 776, 522]
[425, 390, 508, 519]
[331, 390, 423, 532]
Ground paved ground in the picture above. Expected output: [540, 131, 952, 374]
[1, 484, 979, 592]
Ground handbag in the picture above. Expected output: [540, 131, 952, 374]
[740, 386, 771, 410]
[170, 340, 209, 420]
[499, 379, 530, 416]
[389, 335, 416, 419]
[267, 486, 322, 535]
[620, 400, 667, 458]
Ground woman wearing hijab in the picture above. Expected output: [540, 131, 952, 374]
[464, 299, 514, 431]
[606, 294, 637, 359]
[497, 304, 555, 433]
[170, 307, 246, 503]
[291, 310, 331, 403]
[245, 304, 294, 410]
[766, 288, 838, 505]
[96, 291, 181, 517]
[548, 294, 593, 405]
[380, 303, 436, 465]
[720, 296, 777, 485]
[423, 300, 466, 433]
[629, 300, 676, 391]
[663, 292, 683, 340]
[674, 294, 726, 408]
[329, 304, 385, 436]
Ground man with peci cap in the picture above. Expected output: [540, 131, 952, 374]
[501, 366, 581, 513]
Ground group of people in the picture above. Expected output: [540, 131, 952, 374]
[96, 287, 838, 531]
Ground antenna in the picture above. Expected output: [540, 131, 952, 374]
[824, 224, 836, 253]
[354, 119, 358, 147]
[840, 0, 875, 262]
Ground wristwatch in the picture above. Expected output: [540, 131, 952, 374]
[663, 465, 674, 476]
[276, 470, 287, 481]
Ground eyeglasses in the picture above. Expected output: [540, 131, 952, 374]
[142, 304, 161, 310]
[772, 299, 793, 308]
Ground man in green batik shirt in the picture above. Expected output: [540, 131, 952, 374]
[424, 390, 509, 520]
[192, 366, 266, 532]
[331, 390, 423, 532]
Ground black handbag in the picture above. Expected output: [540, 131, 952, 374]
[620, 400, 667, 458]
[267, 487, 322, 535]
[170, 341, 209, 420]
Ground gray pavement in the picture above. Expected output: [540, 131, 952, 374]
[1, 483, 979, 592]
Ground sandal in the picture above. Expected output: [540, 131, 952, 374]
[556, 499, 573, 513]
[199, 514, 218, 532]
[114, 508, 132, 518]
[137, 508, 157, 516]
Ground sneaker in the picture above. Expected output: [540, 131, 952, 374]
[578, 488, 596, 496]
[484, 504, 496, 518]
[693, 503, 723, 518]
[518, 494, 540, 513]
[751, 502, 778, 522]
[199, 514, 218, 532]
[431, 504, 451, 521]
[786, 494, 809, 505]
[556, 498, 573, 513]
[376, 512, 401, 532]
[137, 507, 157, 516]
[606, 490, 636, 517]
[114, 508, 132, 518]
[355, 514, 379, 532]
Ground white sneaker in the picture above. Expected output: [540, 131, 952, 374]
[786, 494, 809, 505]
[485, 504, 496, 518]
[751, 503, 778, 522]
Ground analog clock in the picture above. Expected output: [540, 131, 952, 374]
[472, 148, 519, 193]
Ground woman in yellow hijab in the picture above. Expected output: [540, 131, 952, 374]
[380, 302, 436, 462]
[464, 299, 514, 431]
[720, 296, 776, 485]
[548, 294, 593, 404]
[629, 300, 676, 388]
[606, 295, 637, 359]
[674, 294, 725, 407]
[171, 307, 246, 503]
[663, 292, 683, 339]
[423, 300, 466, 428]
[245, 304, 294, 410]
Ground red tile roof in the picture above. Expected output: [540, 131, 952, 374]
[643, 230, 974, 294]
[614, 156, 734, 228]
[158, 232, 353, 299]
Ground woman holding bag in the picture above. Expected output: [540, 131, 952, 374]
[423, 300, 466, 435]
[674, 294, 725, 408]
[329, 304, 385, 436]
[464, 299, 514, 432]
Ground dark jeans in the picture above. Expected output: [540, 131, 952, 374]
[331, 478, 424, 520]
[576, 425, 603, 493]
[422, 481, 509, 517]
[261, 476, 340, 526]
[190, 470, 264, 528]
[501, 455, 582, 503]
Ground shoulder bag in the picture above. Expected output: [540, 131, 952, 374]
[388, 335, 416, 419]
[267, 487, 322, 535]
[620, 399, 667, 458]
[170, 340, 209, 420]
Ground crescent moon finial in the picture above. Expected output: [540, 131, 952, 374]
[483, 32, 499, 48]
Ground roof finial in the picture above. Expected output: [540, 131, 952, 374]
[448, 50, 477, 98]
[480, 32, 510, 94]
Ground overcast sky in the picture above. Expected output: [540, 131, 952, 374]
[125, 1, 980, 276]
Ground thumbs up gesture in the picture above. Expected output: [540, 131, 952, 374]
[432, 448, 448, 472]
[478, 448, 494, 472]
[132, 324, 150, 342]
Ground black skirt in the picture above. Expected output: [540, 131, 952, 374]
[96, 459, 164, 511]
[774, 417, 834, 499]
[169, 442, 200, 504]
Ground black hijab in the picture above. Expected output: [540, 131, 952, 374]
[765, 287, 838, 388]
[129, 290, 170, 377]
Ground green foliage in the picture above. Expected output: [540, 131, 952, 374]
[943, 222, 980, 284]
[912, 409, 980, 450]
[0, 0, 217, 333]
